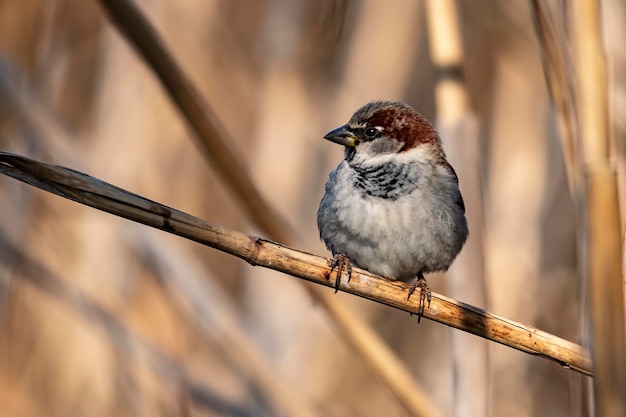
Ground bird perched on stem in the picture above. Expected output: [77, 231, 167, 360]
[317, 100, 468, 321]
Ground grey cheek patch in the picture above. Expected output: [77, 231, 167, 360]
[365, 138, 403, 154]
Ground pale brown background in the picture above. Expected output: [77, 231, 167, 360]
[0, 1, 624, 416]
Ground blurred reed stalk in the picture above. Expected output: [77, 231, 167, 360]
[424, 1, 488, 417]
[95, 0, 443, 416]
[571, 0, 626, 416]
[94, 0, 294, 243]
[529, 3, 590, 415]
[530, 0, 579, 194]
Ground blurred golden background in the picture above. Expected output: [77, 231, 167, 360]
[0, 1, 624, 416]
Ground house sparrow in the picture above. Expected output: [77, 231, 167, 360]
[317, 100, 468, 320]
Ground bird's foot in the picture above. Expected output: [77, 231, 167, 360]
[327, 254, 352, 293]
[407, 273, 431, 323]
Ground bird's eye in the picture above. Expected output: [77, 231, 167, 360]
[364, 127, 378, 139]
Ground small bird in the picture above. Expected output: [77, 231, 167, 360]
[317, 100, 468, 320]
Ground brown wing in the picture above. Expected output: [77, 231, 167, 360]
[439, 158, 465, 214]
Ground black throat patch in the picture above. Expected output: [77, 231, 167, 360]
[349, 161, 418, 200]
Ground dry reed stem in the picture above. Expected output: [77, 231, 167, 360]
[94, 1, 442, 416]
[0, 151, 593, 377]
[530, 0, 580, 193]
[425, 0, 468, 121]
[531, 4, 593, 415]
[424, 2, 489, 417]
[573, 0, 626, 414]
[530, 4, 592, 413]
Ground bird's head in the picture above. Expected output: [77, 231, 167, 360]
[324, 100, 443, 163]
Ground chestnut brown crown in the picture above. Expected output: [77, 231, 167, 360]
[351, 101, 441, 150]
[324, 100, 443, 157]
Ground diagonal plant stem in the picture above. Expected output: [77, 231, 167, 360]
[0, 151, 593, 377]
[96, 0, 293, 243]
[530, 0, 580, 194]
[529, 4, 592, 414]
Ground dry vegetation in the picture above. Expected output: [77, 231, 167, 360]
[0, 1, 624, 417]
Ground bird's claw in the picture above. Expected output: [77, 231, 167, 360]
[328, 254, 352, 293]
[407, 274, 431, 323]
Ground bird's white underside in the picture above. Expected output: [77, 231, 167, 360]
[318, 144, 467, 281]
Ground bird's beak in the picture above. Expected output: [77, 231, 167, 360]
[324, 125, 359, 147]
